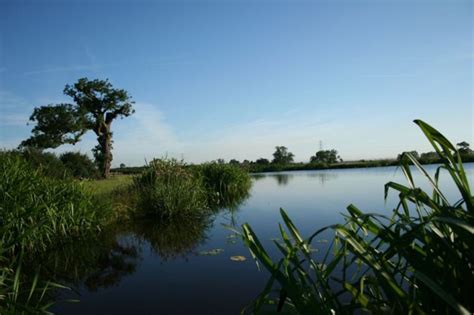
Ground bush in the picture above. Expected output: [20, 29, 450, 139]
[19, 148, 70, 179]
[60, 151, 99, 179]
[0, 152, 109, 253]
[133, 159, 208, 219]
[197, 163, 252, 208]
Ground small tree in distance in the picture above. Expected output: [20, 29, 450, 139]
[255, 158, 270, 165]
[229, 159, 240, 165]
[272, 146, 294, 164]
[457, 141, 472, 154]
[20, 78, 135, 178]
[310, 149, 341, 164]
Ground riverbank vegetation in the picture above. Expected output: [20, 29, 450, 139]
[0, 151, 251, 313]
[239, 120, 474, 314]
[0, 151, 112, 313]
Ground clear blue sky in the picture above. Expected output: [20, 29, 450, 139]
[0, 0, 472, 166]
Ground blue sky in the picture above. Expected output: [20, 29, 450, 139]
[0, 0, 472, 166]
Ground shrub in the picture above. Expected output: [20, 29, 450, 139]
[239, 120, 474, 314]
[19, 148, 70, 179]
[133, 159, 208, 219]
[60, 151, 99, 179]
[197, 163, 252, 208]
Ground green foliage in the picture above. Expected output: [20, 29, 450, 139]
[20, 104, 86, 149]
[60, 151, 99, 179]
[18, 148, 70, 179]
[255, 158, 270, 165]
[310, 149, 340, 164]
[240, 120, 474, 314]
[133, 159, 208, 219]
[132, 159, 252, 219]
[0, 152, 112, 313]
[457, 141, 472, 155]
[397, 150, 420, 161]
[0, 152, 109, 253]
[198, 163, 252, 208]
[0, 255, 66, 315]
[21, 77, 135, 178]
[272, 146, 294, 164]
[420, 151, 440, 162]
[229, 159, 240, 165]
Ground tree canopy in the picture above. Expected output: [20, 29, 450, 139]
[272, 146, 294, 164]
[457, 141, 472, 154]
[310, 149, 341, 164]
[21, 78, 134, 178]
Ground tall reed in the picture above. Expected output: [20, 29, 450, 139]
[132, 159, 208, 219]
[0, 152, 108, 254]
[239, 120, 473, 314]
[197, 163, 252, 208]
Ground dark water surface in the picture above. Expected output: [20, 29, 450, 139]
[50, 164, 473, 314]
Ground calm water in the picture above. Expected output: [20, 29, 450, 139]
[50, 164, 473, 314]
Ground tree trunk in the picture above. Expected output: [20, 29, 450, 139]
[95, 123, 113, 179]
[102, 132, 112, 178]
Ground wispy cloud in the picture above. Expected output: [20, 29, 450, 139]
[23, 60, 189, 76]
[112, 102, 180, 165]
[0, 91, 31, 126]
[359, 73, 418, 78]
[0, 113, 29, 127]
[23, 64, 111, 76]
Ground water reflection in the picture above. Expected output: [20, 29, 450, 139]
[273, 173, 293, 185]
[32, 228, 141, 292]
[306, 172, 338, 186]
[33, 192, 250, 301]
[130, 215, 213, 261]
[250, 173, 266, 181]
[34, 216, 214, 292]
[251, 171, 339, 186]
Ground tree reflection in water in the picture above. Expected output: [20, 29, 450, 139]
[131, 215, 214, 261]
[23, 185, 251, 306]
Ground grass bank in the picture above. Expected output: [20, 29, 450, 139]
[0, 152, 112, 313]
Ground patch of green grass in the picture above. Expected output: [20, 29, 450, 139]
[82, 174, 133, 196]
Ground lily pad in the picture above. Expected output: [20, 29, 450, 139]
[198, 248, 224, 256]
[230, 255, 246, 262]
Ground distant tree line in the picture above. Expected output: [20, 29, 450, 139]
[111, 141, 474, 175]
[397, 142, 473, 163]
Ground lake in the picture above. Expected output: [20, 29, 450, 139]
[50, 163, 474, 314]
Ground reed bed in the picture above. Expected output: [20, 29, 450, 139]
[195, 163, 252, 208]
[132, 159, 209, 219]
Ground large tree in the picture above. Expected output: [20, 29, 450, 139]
[272, 146, 294, 164]
[21, 78, 134, 178]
